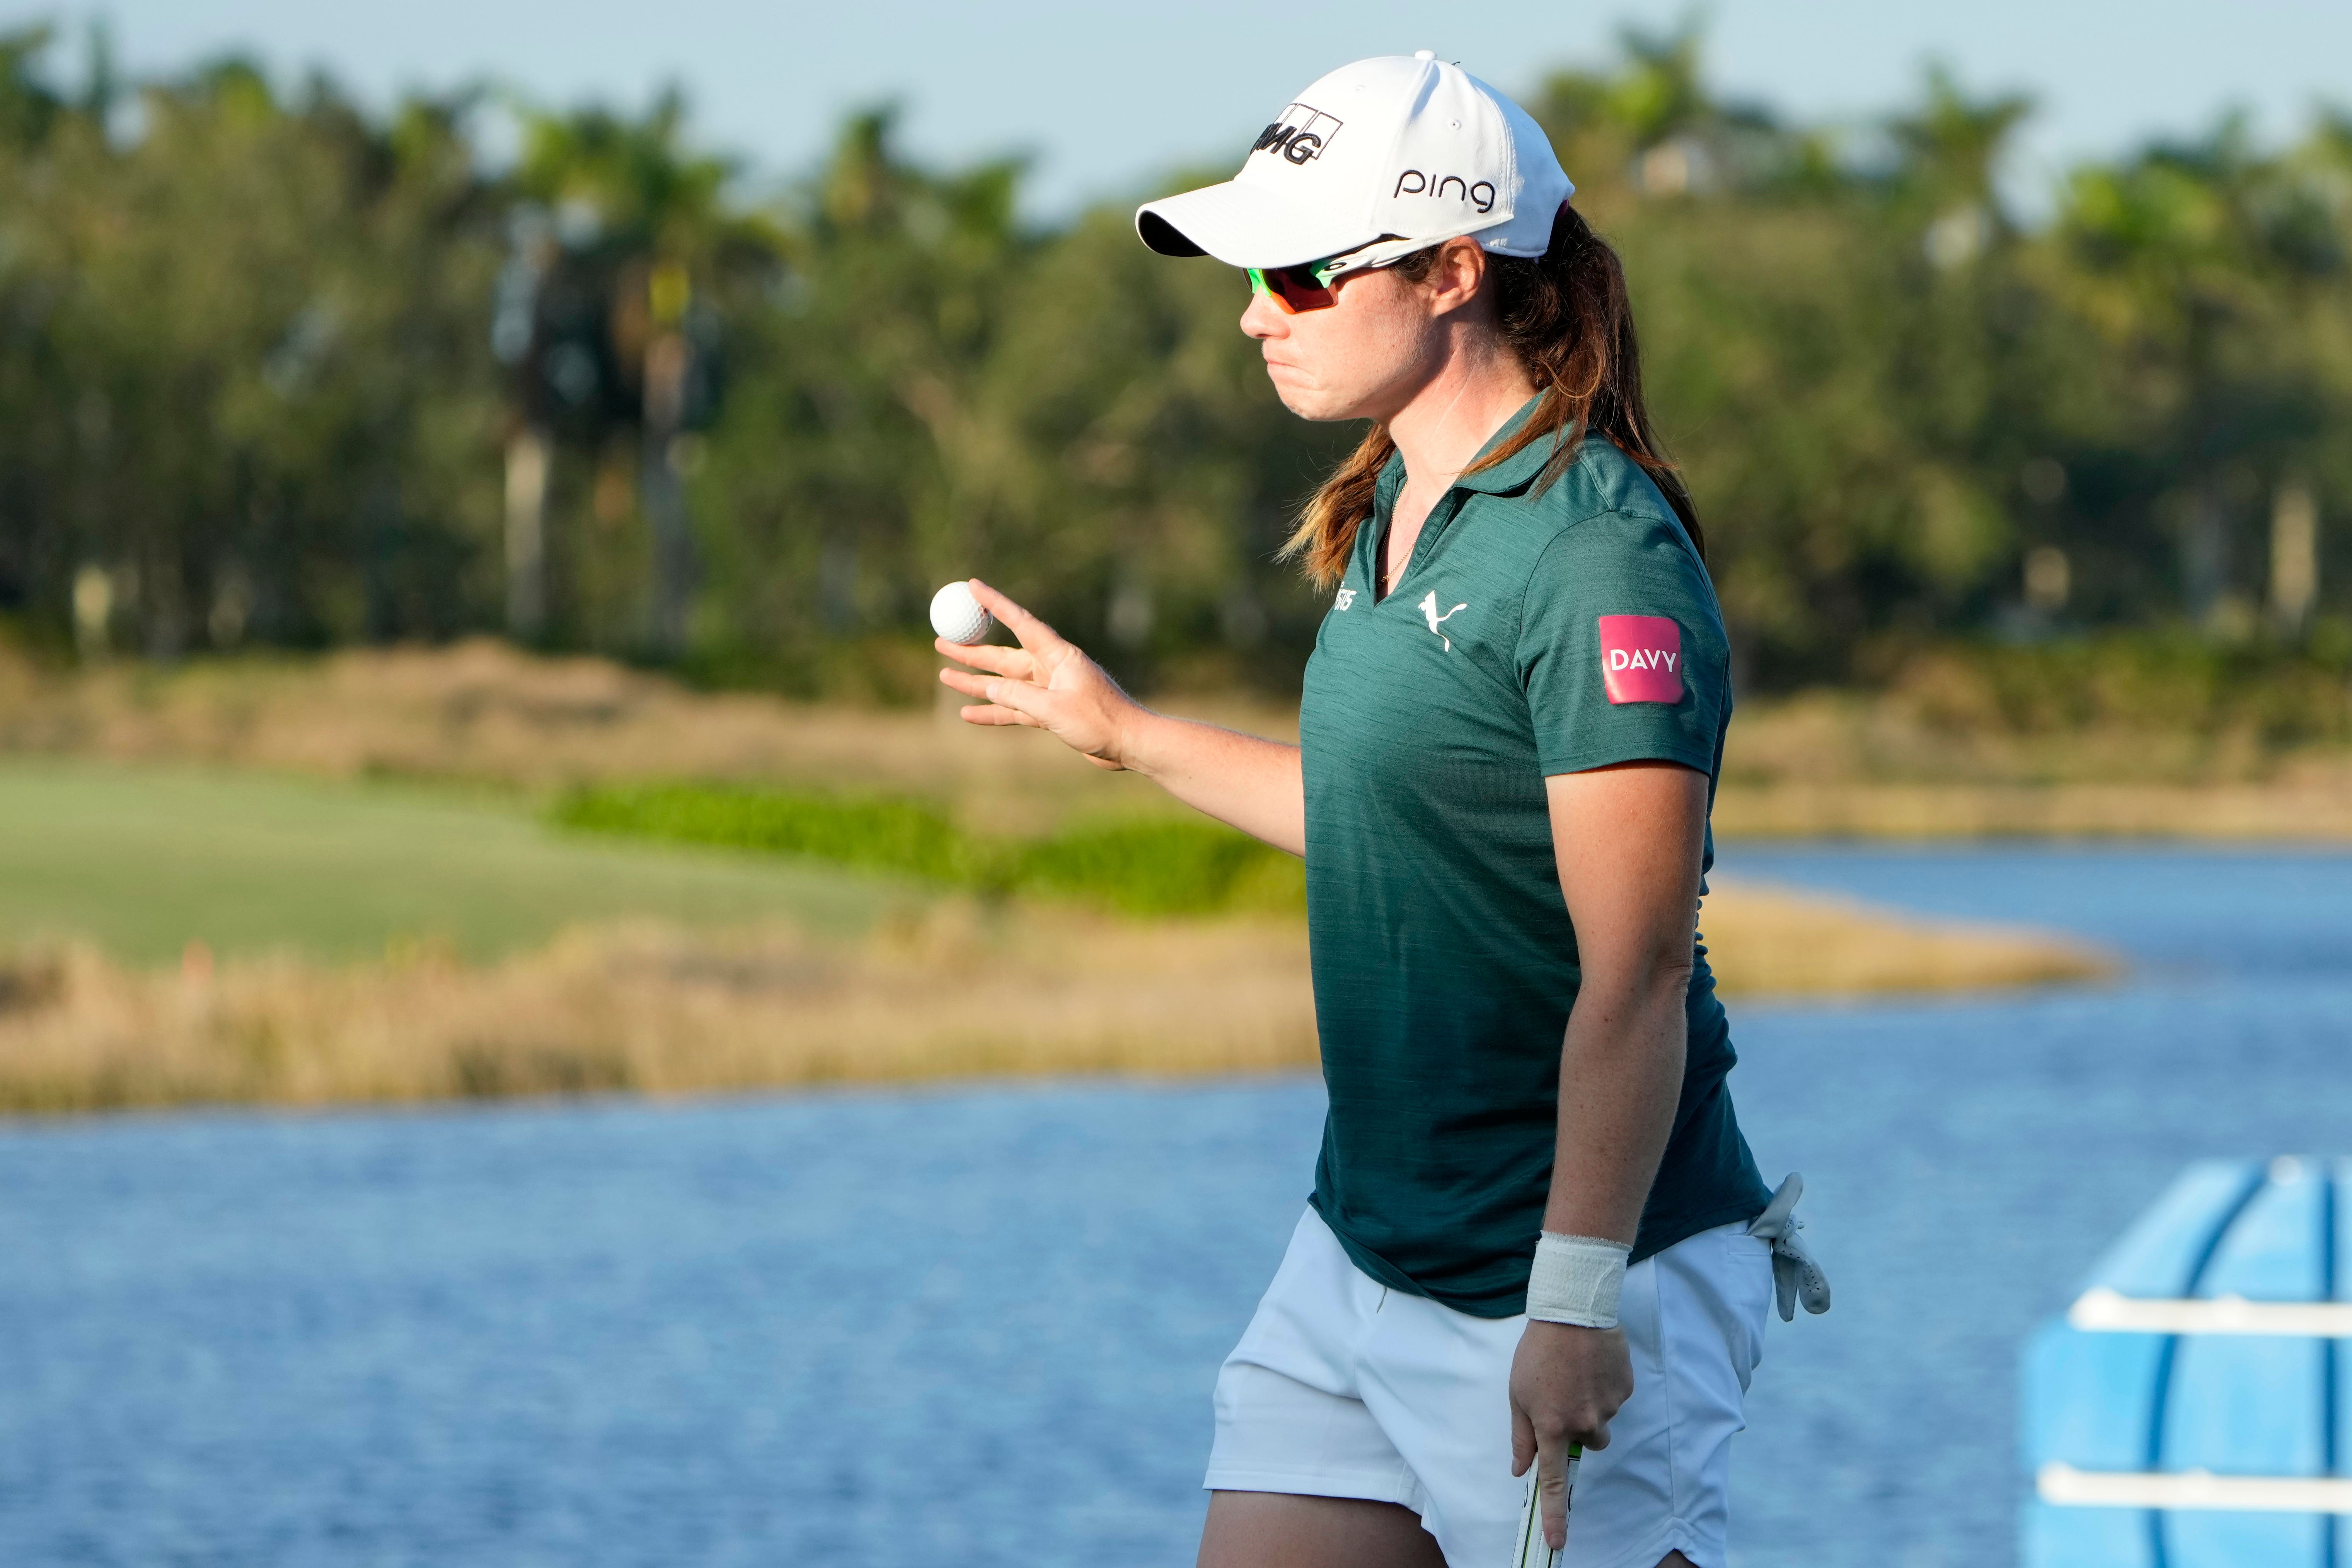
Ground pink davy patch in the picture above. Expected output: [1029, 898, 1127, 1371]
[1598, 615, 1686, 704]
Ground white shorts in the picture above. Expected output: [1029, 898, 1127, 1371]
[1206, 1208, 1771, 1568]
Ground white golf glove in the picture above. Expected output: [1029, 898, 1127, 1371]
[1746, 1173, 1831, 1321]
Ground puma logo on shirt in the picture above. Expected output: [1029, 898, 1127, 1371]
[1597, 615, 1684, 703]
[1418, 591, 1467, 651]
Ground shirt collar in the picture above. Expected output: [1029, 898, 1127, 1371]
[1373, 395, 1564, 506]
[1451, 395, 1563, 495]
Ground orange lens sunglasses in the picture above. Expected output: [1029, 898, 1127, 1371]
[1246, 257, 1346, 313]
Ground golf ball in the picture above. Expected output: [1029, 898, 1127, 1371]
[929, 580, 993, 644]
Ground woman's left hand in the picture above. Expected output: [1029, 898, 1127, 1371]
[936, 579, 1142, 771]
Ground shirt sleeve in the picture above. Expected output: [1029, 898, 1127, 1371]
[1517, 510, 1729, 778]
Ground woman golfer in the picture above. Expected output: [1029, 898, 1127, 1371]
[940, 53, 1786, 1568]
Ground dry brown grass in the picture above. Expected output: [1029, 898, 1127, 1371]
[0, 639, 1265, 837]
[1716, 689, 2352, 839]
[1699, 879, 2113, 995]
[0, 882, 2110, 1114]
[5, 639, 2347, 838]
[1711, 778, 2352, 838]
[0, 906, 1320, 1113]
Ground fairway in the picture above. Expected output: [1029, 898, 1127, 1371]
[0, 760, 916, 965]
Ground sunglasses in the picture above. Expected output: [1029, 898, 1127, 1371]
[1246, 256, 1348, 313]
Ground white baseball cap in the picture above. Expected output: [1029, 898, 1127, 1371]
[1136, 51, 1574, 275]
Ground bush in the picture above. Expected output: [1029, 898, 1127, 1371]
[551, 785, 1304, 916]
[551, 785, 975, 884]
[1009, 820, 1299, 916]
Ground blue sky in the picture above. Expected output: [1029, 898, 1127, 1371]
[14, 1, 2351, 219]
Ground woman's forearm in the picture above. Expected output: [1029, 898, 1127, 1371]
[1119, 709, 1307, 856]
[1539, 763, 1711, 1245]
[1541, 968, 1689, 1244]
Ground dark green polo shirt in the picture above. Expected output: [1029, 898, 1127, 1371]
[1300, 404, 1770, 1319]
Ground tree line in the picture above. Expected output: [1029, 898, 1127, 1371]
[0, 25, 2347, 695]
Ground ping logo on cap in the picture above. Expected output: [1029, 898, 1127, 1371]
[1597, 615, 1684, 704]
[1392, 170, 1498, 212]
[1252, 103, 1343, 165]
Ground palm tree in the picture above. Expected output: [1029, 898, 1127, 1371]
[501, 88, 774, 655]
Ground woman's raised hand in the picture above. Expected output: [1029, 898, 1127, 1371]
[935, 579, 1142, 771]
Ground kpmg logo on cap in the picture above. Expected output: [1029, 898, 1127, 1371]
[1252, 102, 1342, 166]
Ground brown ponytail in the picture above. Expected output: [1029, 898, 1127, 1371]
[1279, 203, 1703, 586]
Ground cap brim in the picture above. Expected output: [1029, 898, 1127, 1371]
[1135, 179, 1377, 269]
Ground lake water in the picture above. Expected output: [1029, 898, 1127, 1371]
[5, 844, 2350, 1568]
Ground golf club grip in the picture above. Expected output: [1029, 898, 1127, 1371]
[1512, 1444, 1582, 1568]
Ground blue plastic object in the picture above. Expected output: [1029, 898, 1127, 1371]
[2022, 1157, 2350, 1568]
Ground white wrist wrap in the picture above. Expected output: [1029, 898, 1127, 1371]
[1526, 1232, 1631, 1328]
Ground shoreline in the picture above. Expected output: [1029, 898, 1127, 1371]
[0, 882, 2113, 1117]
[1713, 781, 2352, 841]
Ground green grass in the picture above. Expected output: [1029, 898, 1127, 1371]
[0, 761, 915, 965]
[552, 783, 1306, 917]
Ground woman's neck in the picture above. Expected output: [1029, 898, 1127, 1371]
[1384, 338, 1539, 491]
